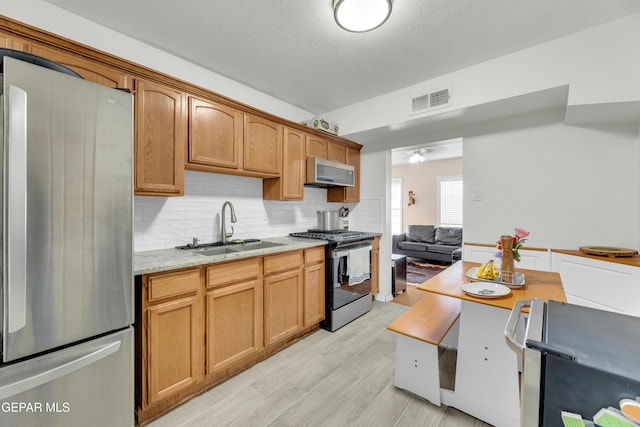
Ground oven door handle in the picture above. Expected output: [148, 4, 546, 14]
[505, 298, 545, 356]
[332, 244, 372, 258]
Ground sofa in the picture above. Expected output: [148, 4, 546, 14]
[392, 225, 463, 264]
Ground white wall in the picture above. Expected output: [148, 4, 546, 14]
[463, 108, 639, 249]
[351, 150, 394, 302]
[392, 158, 463, 229]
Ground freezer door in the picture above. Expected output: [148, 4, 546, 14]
[0, 327, 133, 427]
[2, 57, 133, 362]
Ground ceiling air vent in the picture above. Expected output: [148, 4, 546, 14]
[430, 89, 451, 108]
[411, 87, 452, 113]
[411, 94, 430, 112]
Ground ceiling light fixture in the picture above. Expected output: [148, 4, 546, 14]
[333, 0, 393, 33]
[409, 150, 425, 164]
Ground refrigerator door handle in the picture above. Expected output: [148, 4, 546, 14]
[0, 340, 121, 400]
[6, 85, 28, 334]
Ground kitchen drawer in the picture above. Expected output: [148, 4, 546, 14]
[304, 247, 325, 265]
[206, 258, 261, 289]
[264, 251, 303, 276]
[148, 268, 200, 302]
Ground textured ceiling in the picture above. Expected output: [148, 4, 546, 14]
[43, 0, 640, 114]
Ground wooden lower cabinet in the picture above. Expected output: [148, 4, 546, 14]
[303, 247, 325, 327]
[264, 266, 304, 346]
[147, 295, 202, 404]
[205, 259, 263, 375]
[142, 268, 203, 408]
[138, 249, 325, 424]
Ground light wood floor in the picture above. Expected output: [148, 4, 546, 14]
[146, 301, 490, 427]
[393, 284, 428, 307]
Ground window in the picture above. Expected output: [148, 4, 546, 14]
[438, 176, 463, 227]
[391, 177, 403, 234]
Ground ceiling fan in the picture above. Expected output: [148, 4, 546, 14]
[408, 147, 442, 163]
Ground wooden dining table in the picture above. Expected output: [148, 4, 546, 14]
[418, 261, 566, 308]
[416, 261, 566, 427]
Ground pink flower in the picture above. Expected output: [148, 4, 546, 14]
[496, 228, 531, 263]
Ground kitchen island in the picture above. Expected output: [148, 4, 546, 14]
[389, 261, 565, 427]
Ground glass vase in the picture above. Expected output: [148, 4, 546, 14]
[500, 235, 515, 284]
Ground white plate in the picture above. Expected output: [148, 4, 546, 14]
[461, 282, 511, 298]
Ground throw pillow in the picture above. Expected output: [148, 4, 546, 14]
[406, 225, 436, 243]
[435, 227, 462, 246]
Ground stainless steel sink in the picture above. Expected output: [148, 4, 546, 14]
[194, 246, 238, 256]
[195, 240, 285, 256]
[228, 241, 285, 252]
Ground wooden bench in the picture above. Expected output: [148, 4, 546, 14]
[387, 292, 461, 406]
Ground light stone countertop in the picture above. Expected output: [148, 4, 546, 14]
[134, 236, 328, 275]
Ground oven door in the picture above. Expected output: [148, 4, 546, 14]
[330, 241, 373, 309]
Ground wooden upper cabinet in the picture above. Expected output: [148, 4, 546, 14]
[344, 146, 361, 202]
[29, 43, 130, 89]
[327, 146, 361, 203]
[134, 79, 186, 196]
[305, 134, 328, 159]
[327, 141, 347, 163]
[187, 97, 243, 170]
[0, 23, 364, 199]
[0, 31, 29, 51]
[244, 114, 282, 175]
[263, 126, 305, 200]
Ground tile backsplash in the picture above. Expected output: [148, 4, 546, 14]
[134, 171, 354, 252]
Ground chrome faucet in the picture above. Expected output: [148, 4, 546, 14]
[220, 201, 237, 244]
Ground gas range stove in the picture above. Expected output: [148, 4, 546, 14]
[289, 229, 373, 244]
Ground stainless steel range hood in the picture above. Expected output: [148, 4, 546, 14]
[305, 157, 355, 188]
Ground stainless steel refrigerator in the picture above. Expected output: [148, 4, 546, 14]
[0, 55, 134, 426]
